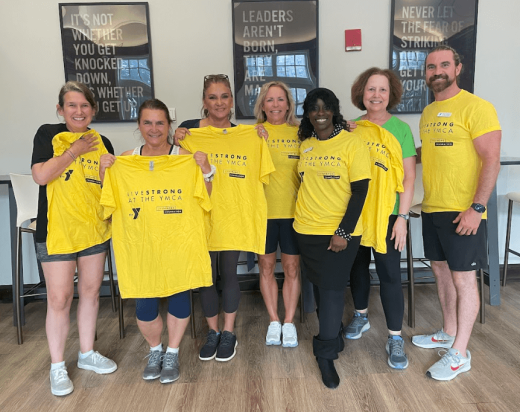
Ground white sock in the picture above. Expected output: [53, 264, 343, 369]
[79, 350, 94, 359]
[51, 361, 66, 371]
[166, 347, 179, 354]
[150, 343, 163, 352]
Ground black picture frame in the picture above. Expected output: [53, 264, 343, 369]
[232, 0, 319, 119]
[59, 2, 154, 122]
[389, 0, 479, 114]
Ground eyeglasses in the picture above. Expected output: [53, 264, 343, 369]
[203, 74, 229, 86]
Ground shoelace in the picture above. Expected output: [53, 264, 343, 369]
[205, 332, 220, 347]
[282, 324, 296, 338]
[268, 323, 281, 334]
[436, 349, 460, 366]
[144, 350, 162, 366]
[220, 333, 234, 346]
[52, 368, 69, 383]
[388, 338, 405, 356]
[90, 351, 109, 364]
[351, 313, 368, 328]
[162, 353, 178, 369]
[433, 330, 450, 341]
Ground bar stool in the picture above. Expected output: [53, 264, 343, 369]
[502, 192, 520, 286]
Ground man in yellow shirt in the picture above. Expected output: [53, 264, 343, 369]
[412, 46, 501, 381]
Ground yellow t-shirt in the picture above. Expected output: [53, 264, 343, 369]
[351, 121, 404, 254]
[263, 122, 301, 219]
[46, 130, 111, 254]
[100, 155, 213, 299]
[293, 130, 372, 236]
[420, 90, 501, 217]
[180, 124, 276, 254]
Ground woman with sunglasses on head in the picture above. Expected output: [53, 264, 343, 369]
[294, 88, 371, 389]
[177, 74, 275, 363]
[253, 81, 301, 348]
[31, 81, 117, 397]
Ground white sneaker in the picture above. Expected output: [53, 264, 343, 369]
[50, 366, 74, 396]
[77, 351, 118, 374]
[412, 329, 455, 349]
[266, 321, 282, 345]
[282, 323, 298, 348]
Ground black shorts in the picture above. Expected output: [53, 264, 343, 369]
[264, 219, 299, 255]
[36, 240, 109, 263]
[422, 212, 487, 272]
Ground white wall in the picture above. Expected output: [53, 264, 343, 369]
[0, 0, 519, 284]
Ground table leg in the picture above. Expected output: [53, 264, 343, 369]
[487, 185, 501, 305]
[8, 184, 25, 325]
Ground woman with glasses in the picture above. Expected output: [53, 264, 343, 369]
[253, 81, 301, 348]
[177, 74, 275, 363]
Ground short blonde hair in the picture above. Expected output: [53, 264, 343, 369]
[254, 81, 299, 126]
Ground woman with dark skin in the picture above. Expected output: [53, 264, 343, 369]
[294, 88, 371, 389]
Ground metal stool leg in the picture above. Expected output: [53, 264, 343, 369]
[190, 290, 196, 339]
[479, 269, 485, 324]
[503, 199, 514, 287]
[406, 219, 415, 328]
[299, 270, 305, 323]
[119, 292, 125, 339]
[107, 245, 116, 312]
[15, 227, 24, 345]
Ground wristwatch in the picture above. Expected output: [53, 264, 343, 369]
[471, 203, 486, 213]
[334, 227, 352, 242]
[397, 213, 409, 221]
[203, 164, 217, 182]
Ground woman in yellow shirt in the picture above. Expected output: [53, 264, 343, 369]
[253, 81, 301, 348]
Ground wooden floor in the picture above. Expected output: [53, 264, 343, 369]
[1, 282, 520, 412]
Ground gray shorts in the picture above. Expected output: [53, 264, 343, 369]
[36, 241, 109, 263]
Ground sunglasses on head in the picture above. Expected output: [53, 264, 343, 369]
[204, 74, 229, 85]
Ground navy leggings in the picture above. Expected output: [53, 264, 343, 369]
[135, 290, 191, 322]
[199, 251, 241, 317]
[349, 215, 404, 331]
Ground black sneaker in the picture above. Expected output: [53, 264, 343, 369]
[199, 330, 220, 361]
[215, 331, 238, 362]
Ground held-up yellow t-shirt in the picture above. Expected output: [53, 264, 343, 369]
[263, 122, 301, 219]
[100, 155, 213, 299]
[420, 90, 501, 218]
[351, 121, 404, 254]
[293, 130, 371, 236]
[46, 130, 111, 254]
[180, 125, 276, 254]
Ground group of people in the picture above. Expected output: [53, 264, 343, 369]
[31, 45, 501, 396]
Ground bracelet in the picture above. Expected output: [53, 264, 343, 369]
[334, 227, 352, 242]
[397, 213, 409, 221]
[65, 149, 76, 161]
[203, 164, 217, 182]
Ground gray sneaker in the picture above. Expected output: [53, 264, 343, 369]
[77, 351, 117, 374]
[344, 311, 370, 340]
[50, 366, 74, 397]
[386, 335, 409, 369]
[412, 329, 455, 349]
[160, 352, 180, 384]
[426, 348, 471, 381]
[143, 350, 163, 380]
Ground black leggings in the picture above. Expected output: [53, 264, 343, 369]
[313, 284, 345, 340]
[199, 251, 241, 317]
[349, 215, 404, 331]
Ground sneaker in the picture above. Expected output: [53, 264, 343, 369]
[215, 331, 238, 362]
[282, 323, 298, 348]
[77, 351, 117, 374]
[426, 348, 471, 381]
[344, 311, 370, 340]
[142, 350, 163, 380]
[160, 352, 180, 384]
[412, 329, 455, 349]
[199, 329, 220, 361]
[266, 321, 282, 345]
[386, 335, 409, 369]
[50, 366, 74, 397]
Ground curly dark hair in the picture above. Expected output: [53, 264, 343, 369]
[351, 67, 402, 111]
[298, 88, 348, 141]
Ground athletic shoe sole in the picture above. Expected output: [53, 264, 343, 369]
[266, 340, 281, 346]
[50, 384, 74, 397]
[282, 341, 298, 348]
[344, 322, 371, 340]
[142, 373, 161, 380]
[160, 375, 180, 384]
[411, 338, 453, 349]
[77, 363, 118, 374]
[199, 353, 217, 361]
[387, 357, 409, 370]
[426, 363, 471, 381]
[215, 341, 238, 362]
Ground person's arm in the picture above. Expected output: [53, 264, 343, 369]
[190, 150, 213, 195]
[328, 179, 369, 252]
[453, 130, 501, 235]
[391, 156, 416, 251]
[32, 133, 99, 185]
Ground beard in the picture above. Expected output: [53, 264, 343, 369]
[426, 74, 454, 93]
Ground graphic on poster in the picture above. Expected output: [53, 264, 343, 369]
[59, 3, 154, 122]
[232, 0, 318, 119]
[390, 0, 478, 113]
